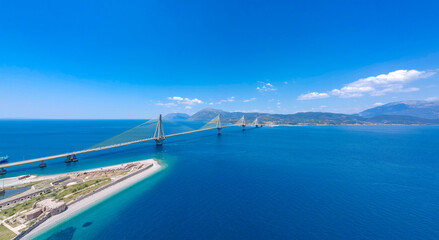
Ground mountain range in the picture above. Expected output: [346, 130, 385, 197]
[358, 100, 439, 119]
[164, 100, 439, 125]
[162, 113, 191, 121]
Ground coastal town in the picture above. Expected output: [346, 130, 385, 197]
[0, 159, 161, 240]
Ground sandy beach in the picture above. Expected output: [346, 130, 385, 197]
[21, 159, 163, 240]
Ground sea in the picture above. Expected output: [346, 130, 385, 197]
[1, 120, 439, 240]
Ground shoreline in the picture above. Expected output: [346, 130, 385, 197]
[1, 161, 154, 188]
[20, 158, 163, 240]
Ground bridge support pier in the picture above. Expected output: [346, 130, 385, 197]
[217, 127, 221, 135]
[242, 125, 245, 131]
[65, 155, 72, 163]
[0, 168, 6, 175]
[155, 139, 164, 146]
[39, 161, 47, 168]
[72, 154, 78, 162]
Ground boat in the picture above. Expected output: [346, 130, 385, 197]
[0, 155, 8, 163]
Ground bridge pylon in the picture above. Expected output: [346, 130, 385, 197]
[241, 116, 246, 131]
[217, 114, 222, 135]
[154, 114, 166, 145]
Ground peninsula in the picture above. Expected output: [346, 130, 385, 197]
[0, 159, 162, 240]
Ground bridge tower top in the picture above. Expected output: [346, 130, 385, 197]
[154, 114, 166, 145]
[216, 114, 222, 128]
[254, 117, 259, 127]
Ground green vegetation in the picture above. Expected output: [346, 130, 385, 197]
[33, 180, 53, 190]
[55, 179, 109, 200]
[0, 178, 111, 219]
[0, 174, 121, 237]
[63, 179, 110, 203]
[0, 195, 45, 219]
[116, 170, 129, 177]
[0, 224, 16, 240]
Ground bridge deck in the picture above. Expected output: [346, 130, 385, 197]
[0, 125, 234, 169]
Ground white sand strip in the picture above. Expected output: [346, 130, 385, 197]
[22, 159, 162, 240]
[2, 159, 155, 188]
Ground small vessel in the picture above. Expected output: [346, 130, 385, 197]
[0, 155, 8, 163]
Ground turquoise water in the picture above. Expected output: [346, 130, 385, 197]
[0, 186, 31, 200]
[2, 121, 439, 239]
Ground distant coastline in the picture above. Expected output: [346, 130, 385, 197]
[165, 100, 439, 125]
[255, 123, 439, 127]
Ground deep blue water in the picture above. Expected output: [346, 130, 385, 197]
[1, 121, 439, 239]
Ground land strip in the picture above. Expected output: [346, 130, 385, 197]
[0, 159, 162, 240]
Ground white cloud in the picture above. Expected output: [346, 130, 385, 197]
[297, 92, 330, 100]
[158, 96, 203, 108]
[167, 96, 203, 105]
[181, 98, 203, 105]
[331, 69, 433, 98]
[218, 97, 235, 104]
[257, 82, 276, 92]
[373, 102, 384, 106]
[297, 69, 434, 100]
[243, 97, 256, 102]
[168, 96, 183, 101]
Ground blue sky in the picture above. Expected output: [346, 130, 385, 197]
[1, 0, 439, 119]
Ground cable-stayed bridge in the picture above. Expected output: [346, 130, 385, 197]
[0, 115, 262, 175]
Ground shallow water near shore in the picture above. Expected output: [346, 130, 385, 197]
[0, 186, 31, 200]
[2, 121, 439, 239]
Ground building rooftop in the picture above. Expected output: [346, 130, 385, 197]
[36, 198, 65, 209]
[25, 208, 42, 215]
